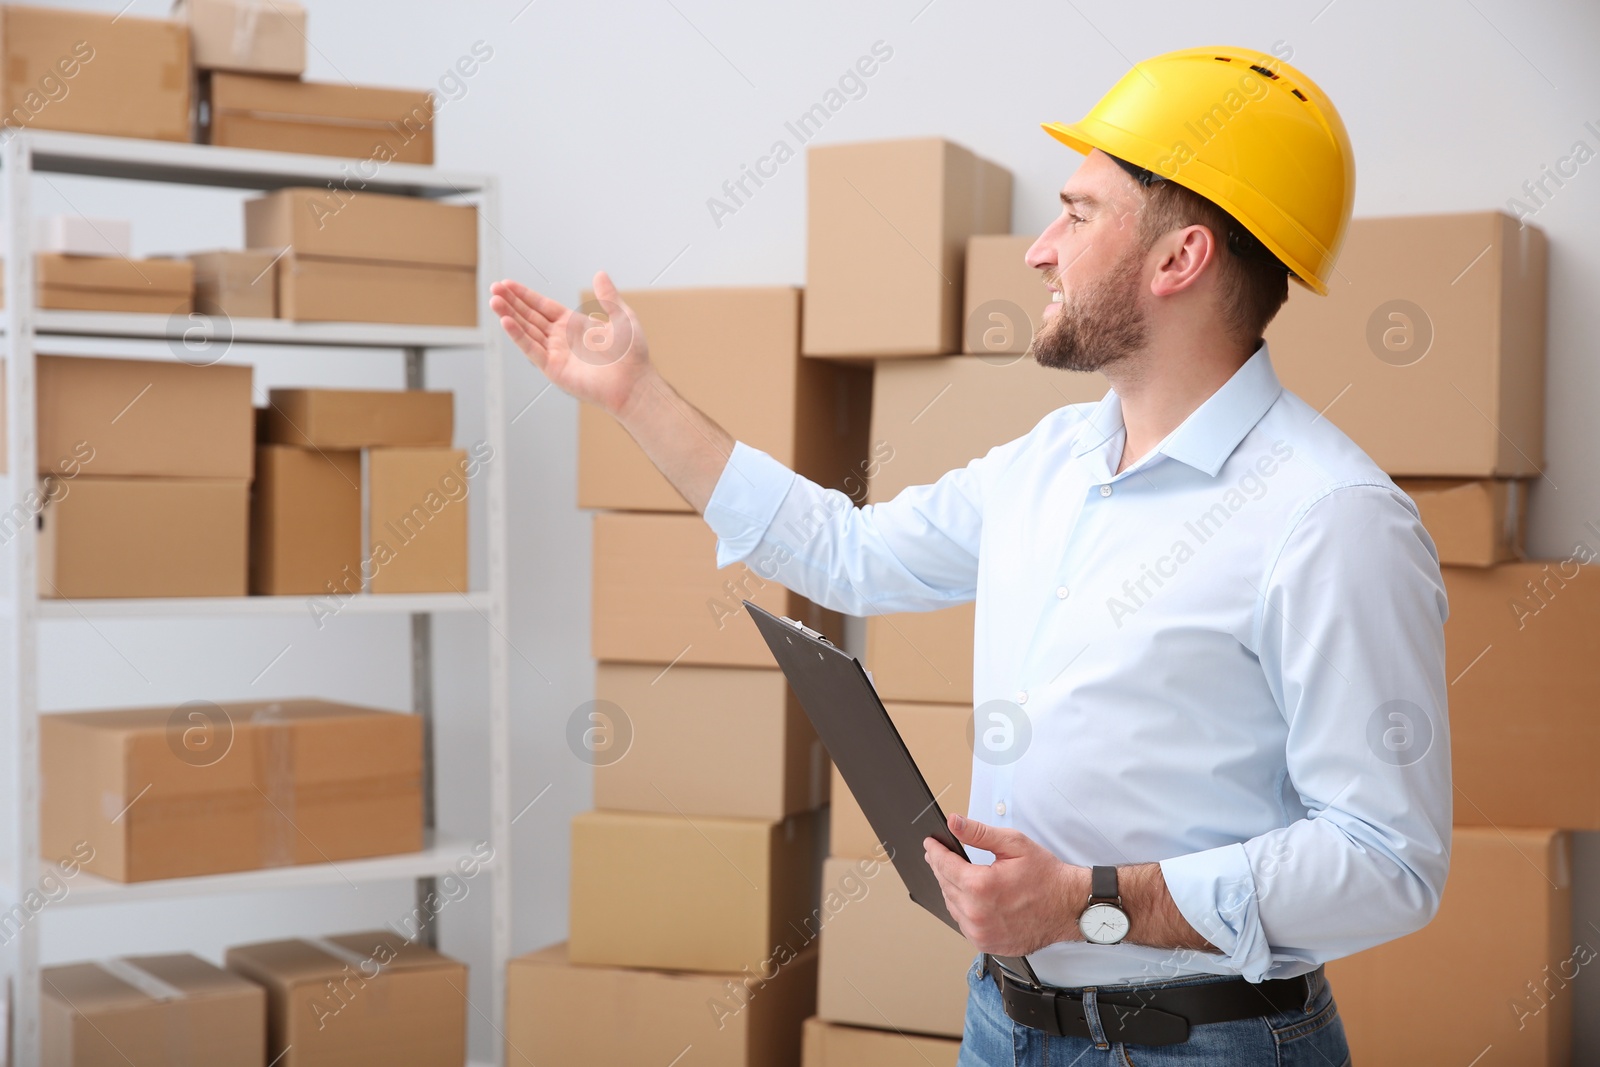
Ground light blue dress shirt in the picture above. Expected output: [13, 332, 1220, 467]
[703, 343, 1451, 988]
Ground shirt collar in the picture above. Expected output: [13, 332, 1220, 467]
[1071, 342, 1284, 478]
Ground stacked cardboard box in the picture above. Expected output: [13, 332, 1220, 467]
[0, 354, 253, 598]
[1266, 211, 1584, 1061]
[41, 698, 424, 882]
[245, 188, 478, 326]
[506, 286, 870, 1065]
[256, 388, 466, 595]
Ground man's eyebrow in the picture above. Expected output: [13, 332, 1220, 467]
[1060, 191, 1100, 210]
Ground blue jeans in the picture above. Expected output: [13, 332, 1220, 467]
[957, 955, 1351, 1066]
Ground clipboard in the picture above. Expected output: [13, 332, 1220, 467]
[745, 600, 1041, 987]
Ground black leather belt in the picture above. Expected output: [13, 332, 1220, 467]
[984, 954, 1320, 1046]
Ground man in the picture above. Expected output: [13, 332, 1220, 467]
[491, 44, 1449, 1066]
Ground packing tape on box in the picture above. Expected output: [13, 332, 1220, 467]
[307, 936, 394, 1015]
[97, 958, 196, 1066]
[231, 1, 265, 59]
[250, 705, 297, 868]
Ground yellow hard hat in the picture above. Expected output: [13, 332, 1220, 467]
[1043, 46, 1354, 295]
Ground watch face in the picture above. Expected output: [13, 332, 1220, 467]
[1079, 902, 1130, 945]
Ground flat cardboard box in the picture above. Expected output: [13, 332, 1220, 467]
[174, 0, 306, 76]
[40, 476, 248, 599]
[0, 254, 194, 314]
[0, 5, 190, 142]
[367, 448, 470, 594]
[1327, 827, 1570, 1067]
[507, 942, 818, 1067]
[1265, 212, 1547, 476]
[592, 662, 828, 820]
[190, 249, 279, 318]
[41, 699, 423, 882]
[963, 234, 1045, 356]
[863, 602, 974, 704]
[816, 855, 974, 1038]
[1444, 560, 1600, 828]
[576, 286, 872, 511]
[42, 953, 266, 1067]
[867, 354, 1105, 502]
[245, 188, 477, 269]
[1395, 477, 1526, 567]
[804, 138, 1011, 359]
[0, 353, 253, 478]
[591, 511, 841, 668]
[831, 702, 971, 860]
[264, 388, 454, 449]
[251, 446, 361, 596]
[802, 1017, 960, 1067]
[274, 253, 477, 326]
[569, 809, 821, 973]
[226, 930, 466, 1067]
[35, 215, 132, 258]
[206, 73, 434, 164]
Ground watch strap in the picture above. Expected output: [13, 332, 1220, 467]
[1090, 864, 1119, 902]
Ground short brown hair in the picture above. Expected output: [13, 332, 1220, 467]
[1133, 179, 1290, 346]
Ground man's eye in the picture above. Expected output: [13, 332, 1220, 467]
[1068, 213, 1087, 226]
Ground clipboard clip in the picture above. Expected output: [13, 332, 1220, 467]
[784, 615, 834, 646]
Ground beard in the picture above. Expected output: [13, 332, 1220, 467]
[1029, 245, 1149, 373]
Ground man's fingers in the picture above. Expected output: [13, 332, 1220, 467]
[497, 315, 548, 366]
[924, 837, 972, 894]
[950, 814, 1028, 858]
[495, 279, 566, 329]
[491, 284, 553, 338]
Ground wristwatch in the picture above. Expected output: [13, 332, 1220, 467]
[1078, 865, 1131, 945]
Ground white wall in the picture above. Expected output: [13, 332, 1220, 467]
[27, 0, 1600, 1060]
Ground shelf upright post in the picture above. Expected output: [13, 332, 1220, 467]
[2, 131, 43, 1067]
[478, 174, 514, 1065]
[405, 346, 440, 950]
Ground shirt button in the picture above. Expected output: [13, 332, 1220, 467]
[1099, 484, 1112, 497]
[995, 801, 1007, 816]
[1014, 690, 1028, 705]
[1056, 586, 1070, 599]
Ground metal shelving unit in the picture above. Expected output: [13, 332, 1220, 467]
[0, 130, 513, 1067]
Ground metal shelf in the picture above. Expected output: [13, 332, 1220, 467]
[37, 832, 491, 908]
[14, 309, 486, 350]
[33, 591, 491, 620]
[2, 131, 515, 1066]
[11, 129, 487, 197]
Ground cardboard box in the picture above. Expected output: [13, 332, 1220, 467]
[592, 662, 828, 820]
[251, 446, 360, 596]
[40, 476, 248, 599]
[577, 287, 872, 511]
[1, 353, 253, 479]
[190, 249, 279, 319]
[804, 138, 1011, 359]
[205, 73, 434, 164]
[42, 953, 266, 1067]
[41, 699, 423, 882]
[264, 388, 454, 449]
[863, 602, 974, 704]
[1327, 827, 1570, 1067]
[1, 254, 194, 314]
[1396, 477, 1526, 567]
[1265, 212, 1547, 477]
[507, 942, 818, 1067]
[175, 0, 306, 76]
[227, 930, 466, 1067]
[244, 189, 477, 269]
[831, 702, 970, 860]
[569, 808, 821, 972]
[36, 215, 132, 258]
[867, 354, 1104, 503]
[963, 234, 1045, 357]
[367, 448, 469, 594]
[274, 253, 477, 326]
[591, 511, 841, 668]
[802, 1017, 960, 1067]
[816, 856, 974, 1038]
[0, 5, 190, 142]
[1444, 561, 1600, 828]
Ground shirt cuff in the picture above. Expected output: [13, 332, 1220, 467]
[1158, 843, 1273, 982]
[703, 441, 797, 569]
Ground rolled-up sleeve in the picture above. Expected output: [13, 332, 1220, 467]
[1159, 481, 1452, 982]
[700, 434, 1031, 618]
